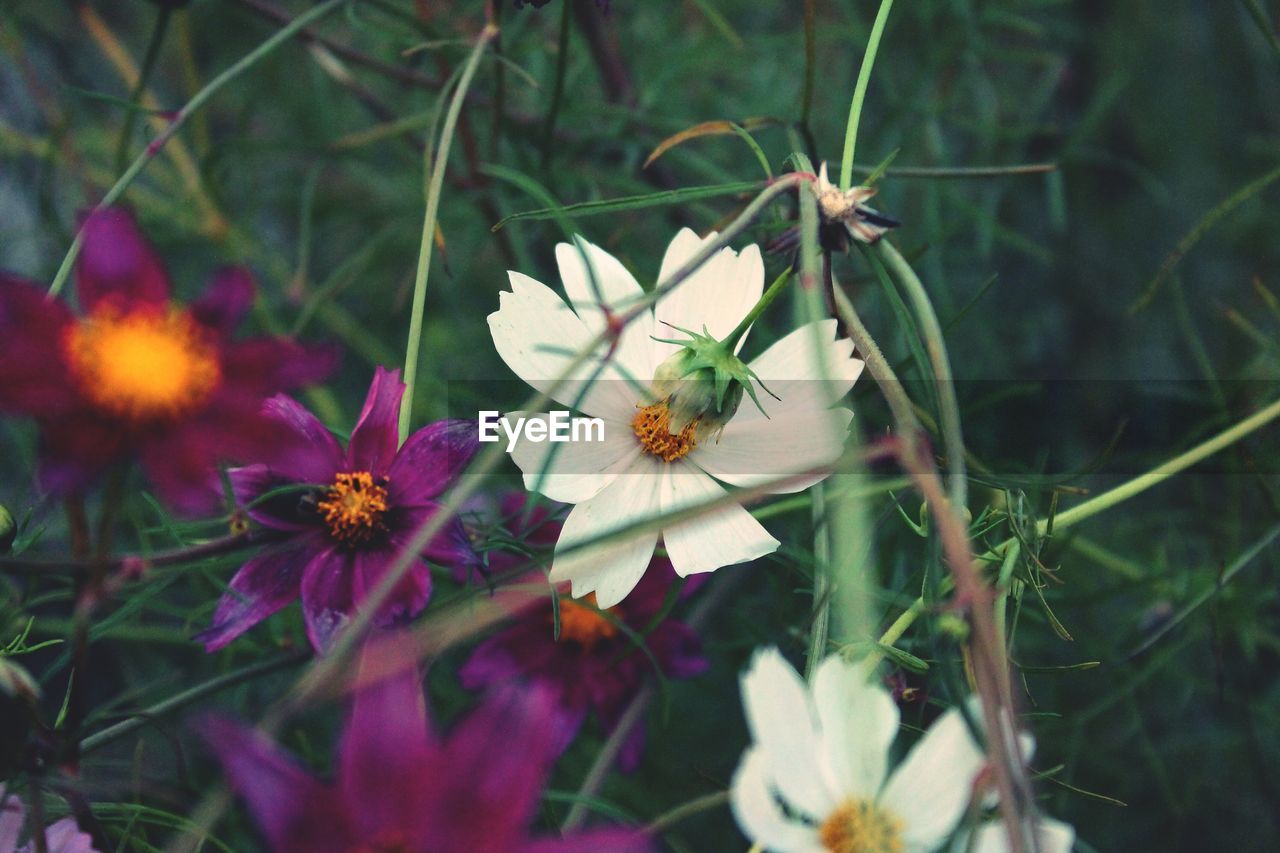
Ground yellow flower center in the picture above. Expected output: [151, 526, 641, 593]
[317, 472, 390, 544]
[631, 401, 698, 463]
[555, 594, 619, 649]
[818, 798, 904, 853]
[63, 304, 221, 422]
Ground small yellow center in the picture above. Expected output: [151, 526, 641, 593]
[818, 798, 904, 853]
[317, 472, 389, 545]
[555, 594, 619, 649]
[631, 401, 698, 463]
[63, 303, 221, 422]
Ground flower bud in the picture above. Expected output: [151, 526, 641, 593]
[650, 326, 772, 442]
[0, 504, 14, 554]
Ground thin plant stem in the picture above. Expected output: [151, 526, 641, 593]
[721, 265, 792, 351]
[874, 239, 968, 510]
[399, 23, 499, 443]
[48, 0, 349, 298]
[80, 651, 308, 753]
[113, 4, 172, 174]
[839, 0, 894, 190]
[541, 0, 573, 169]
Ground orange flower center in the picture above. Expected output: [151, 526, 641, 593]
[631, 401, 698, 462]
[556, 594, 619, 649]
[818, 798, 904, 853]
[318, 472, 389, 544]
[348, 830, 410, 853]
[63, 304, 221, 422]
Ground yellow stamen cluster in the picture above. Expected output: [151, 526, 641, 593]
[818, 799, 904, 853]
[63, 303, 221, 422]
[318, 472, 390, 545]
[555, 594, 619, 649]
[631, 401, 698, 462]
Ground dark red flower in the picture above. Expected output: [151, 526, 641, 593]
[198, 653, 650, 852]
[0, 208, 333, 513]
[460, 494, 708, 770]
[199, 367, 481, 653]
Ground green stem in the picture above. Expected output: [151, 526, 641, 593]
[1043, 395, 1280, 535]
[874, 240, 968, 511]
[80, 651, 308, 754]
[540, 0, 573, 169]
[839, 0, 895, 190]
[721, 266, 792, 351]
[872, 394, 1280, 664]
[113, 4, 172, 174]
[48, 0, 349, 298]
[399, 24, 498, 443]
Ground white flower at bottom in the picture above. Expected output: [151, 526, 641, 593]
[961, 816, 1076, 853]
[730, 648, 988, 853]
[487, 228, 862, 608]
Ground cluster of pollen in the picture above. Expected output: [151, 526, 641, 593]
[555, 594, 619, 649]
[63, 303, 221, 422]
[348, 830, 410, 853]
[631, 401, 698, 462]
[318, 472, 390, 545]
[818, 798, 904, 853]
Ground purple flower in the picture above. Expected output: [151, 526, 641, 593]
[461, 494, 708, 770]
[198, 654, 650, 852]
[0, 785, 97, 853]
[0, 207, 333, 513]
[198, 367, 481, 653]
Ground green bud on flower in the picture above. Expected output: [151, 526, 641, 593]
[0, 504, 14, 554]
[650, 324, 775, 442]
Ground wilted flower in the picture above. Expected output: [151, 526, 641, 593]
[198, 367, 480, 653]
[811, 162, 899, 251]
[199, 654, 649, 852]
[460, 494, 708, 769]
[488, 228, 862, 607]
[0, 208, 333, 513]
[0, 785, 97, 853]
[730, 648, 989, 853]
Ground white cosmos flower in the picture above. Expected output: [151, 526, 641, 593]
[487, 228, 863, 608]
[960, 817, 1076, 853]
[730, 648, 989, 853]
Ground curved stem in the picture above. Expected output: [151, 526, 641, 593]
[839, 0, 895, 190]
[399, 23, 498, 443]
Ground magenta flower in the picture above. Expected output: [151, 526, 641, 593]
[461, 494, 708, 769]
[0, 785, 97, 853]
[199, 367, 480, 653]
[0, 208, 333, 513]
[199, 658, 650, 852]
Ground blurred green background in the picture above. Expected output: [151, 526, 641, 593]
[2, 1, 1279, 850]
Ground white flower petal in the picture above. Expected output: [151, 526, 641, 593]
[548, 454, 663, 608]
[967, 816, 1076, 853]
[694, 407, 852, 493]
[743, 319, 864, 420]
[653, 228, 764, 361]
[730, 747, 827, 853]
[813, 655, 899, 798]
[506, 411, 639, 504]
[741, 648, 840, 820]
[660, 464, 778, 576]
[488, 272, 636, 420]
[555, 238, 657, 385]
[880, 706, 986, 851]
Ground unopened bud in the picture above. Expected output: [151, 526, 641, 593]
[0, 505, 15, 554]
[650, 326, 771, 442]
